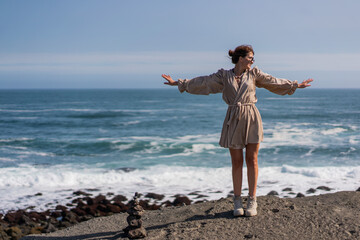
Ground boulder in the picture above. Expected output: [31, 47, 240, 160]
[317, 186, 331, 191]
[296, 193, 305, 198]
[5, 227, 23, 240]
[306, 188, 316, 194]
[73, 191, 91, 196]
[0, 226, 10, 240]
[42, 222, 57, 233]
[267, 191, 279, 196]
[145, 193, 165, 201]
[112, 194, 128, 203]
[127, 215, 143, 227]
[126, 226, 147, 239]
[173, 196, 191, 206]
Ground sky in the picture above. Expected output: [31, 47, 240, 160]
[1, 0, 360, 89]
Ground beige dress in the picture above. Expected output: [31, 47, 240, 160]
[178, 66, 298, 149]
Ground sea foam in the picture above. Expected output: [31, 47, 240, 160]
[1, 164, 359, 213]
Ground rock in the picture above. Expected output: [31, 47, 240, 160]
[289, 205, 296, 210]
[210, 190, 222, 193]
[160, 200, 172, 207]
[296, 193, 305, 198]
[188, 191, 201, 195]
[117, 167, 136, 172]
[93, 194, 108, 204]
[97, 204, 109, 213]
[173, 196, 191, 206]
[106, 204, 122, 213]
[244, 234, 254, 238]
[317, 186, 331, 191]
[55, 205, 68, 212]
[113, 201, 128, 212]
[27, 211, 47, 222]
[267, 191, 279, 196]
[145, 193, 165, 201]
[127, 208, 144, 217]
[73, 191, 91, 196]
[0, 226, 10, 240]
[71, 207, 87, 216]
[20, 215, 36, 227]
[112, 195, 128, 202]
[85, 188, 100, 192]
[34, 192, 43, 196]
[84, 205, 98, 216]
[5, 227, 23, 240]
[124, 193, 147, 239]
[123, 226, 147, 239]
[59, 220, 72, 228]
[282, 188, 292, 192]
[4, 210, 25, 225]
[195, 194, 209, 199]
[356, 187, 360, 192]
[127, 215, 143, 227]
[42, 222, 57, 233]
[63, 211, 79, 224]
[84, 196, 94, 205]
[30, 226, 44, 234]
[272, 208, 280, 213]
[49, 211, 60, 220]
[306, 188, 316, 194]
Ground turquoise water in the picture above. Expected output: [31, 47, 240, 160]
[0, 89, 359, 212]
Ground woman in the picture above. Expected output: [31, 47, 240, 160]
[162, 45, 312, 217]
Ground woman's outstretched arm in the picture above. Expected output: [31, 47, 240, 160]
[161, 70, 224, 95]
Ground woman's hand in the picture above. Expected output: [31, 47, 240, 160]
[298, 78, 313, 88]
[162, 74, 178, 86]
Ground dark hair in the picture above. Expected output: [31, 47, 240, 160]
[228, 45, 254, 64]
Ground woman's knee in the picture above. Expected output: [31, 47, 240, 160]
[232, 158, 243, 169]
[230, 148, 243, 169]
[245, 154, 258, 168]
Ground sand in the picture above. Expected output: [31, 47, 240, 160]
[22, 191, 360, 240]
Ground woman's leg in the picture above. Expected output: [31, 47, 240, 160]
[245, 143, 260, 197]
[229, 148, 244, 196]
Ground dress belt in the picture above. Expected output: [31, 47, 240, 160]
[227, 102, 255, 125]
[228, 102, 255, 107]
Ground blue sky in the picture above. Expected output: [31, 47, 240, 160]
[1, 0, 360, 88]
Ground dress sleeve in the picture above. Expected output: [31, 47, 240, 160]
[253, 67, 298, 95]
[177, 69, 224, 95]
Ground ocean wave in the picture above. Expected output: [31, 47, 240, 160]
[0, 157, 16, 162]
[340, 147, 356, 155]
[1, 164, 360, 212]
[321, 128, 347, 135]
[0, 138, 34, 143]
[349, 136, 359, 145]
[66, 111, 132, 119]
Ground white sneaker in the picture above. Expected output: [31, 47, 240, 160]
[245, 196, 257, 217]
[233, 196, 244, 217]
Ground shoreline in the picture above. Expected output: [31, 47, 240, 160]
[21, 191, 360, 240]
[1, 186, 359, 239]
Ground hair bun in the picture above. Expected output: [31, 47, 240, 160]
[228, 50, 234, 57]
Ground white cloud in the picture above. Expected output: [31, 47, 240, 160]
[0, 52, 359, 75]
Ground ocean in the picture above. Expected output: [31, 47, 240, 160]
[0, 88, 359, 213]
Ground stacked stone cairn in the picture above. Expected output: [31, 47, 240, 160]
[123, 192, 147, 239]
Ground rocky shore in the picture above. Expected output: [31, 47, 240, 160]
[1, 187, 360, 239]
